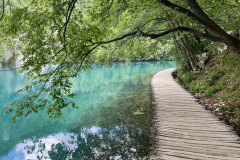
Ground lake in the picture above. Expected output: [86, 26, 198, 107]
[0, 61, 175, 160]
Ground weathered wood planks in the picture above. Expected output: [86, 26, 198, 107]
[150, 68, 240, 160]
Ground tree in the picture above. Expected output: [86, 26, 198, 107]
[0, 0, 240, 121]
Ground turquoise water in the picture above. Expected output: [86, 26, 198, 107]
[0, 61, 175, 160]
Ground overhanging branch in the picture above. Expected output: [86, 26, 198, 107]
[72, 27, 219, 68]
[0, 0, 5, 21]
[94, 26, 222, 46]
[96, 31, 138, 44]
[138, 27, 222, 42]
[157, 0, 227, 38]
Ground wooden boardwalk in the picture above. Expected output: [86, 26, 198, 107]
[150, 68, 240, 160]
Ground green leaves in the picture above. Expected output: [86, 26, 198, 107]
[1, 0, 240, 121]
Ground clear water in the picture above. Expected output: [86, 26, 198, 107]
[0, 61, 175, 160]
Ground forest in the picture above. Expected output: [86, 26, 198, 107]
[0, 0, 240, 130]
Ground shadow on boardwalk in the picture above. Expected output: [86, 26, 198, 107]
[150, 68, 240, 160]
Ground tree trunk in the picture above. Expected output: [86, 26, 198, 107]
[185, 0, 240, 52]
[172, 30, 191, 70]
[180, 38, 195, 70]
[167, 13, 195, 70]
[158, 0, 240, 53]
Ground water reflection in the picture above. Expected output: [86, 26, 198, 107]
[2, 125, 148, 160]
[0, 61, 175, 159]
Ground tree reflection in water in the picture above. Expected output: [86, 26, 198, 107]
[12, 126, 148, 160]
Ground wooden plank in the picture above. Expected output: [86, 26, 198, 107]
[150, 68, 240, 160]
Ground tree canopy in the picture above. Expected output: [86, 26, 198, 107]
[0, 0, 240, 122]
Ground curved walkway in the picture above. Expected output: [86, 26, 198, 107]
[150, 68, 240, 160]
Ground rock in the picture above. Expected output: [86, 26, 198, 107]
[217, 44, 228, 52]
[197, 52, 210, 69]
[195, 93, 201, 98]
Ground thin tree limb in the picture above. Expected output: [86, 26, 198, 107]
[0, 0, 4, 21]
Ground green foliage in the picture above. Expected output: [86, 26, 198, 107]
[1, 0, 240, 121]
[219, 105, 226, 114]
[188, 69, 224, 97]
[0, 44, 6, 63]
[180, 71, 196, 84]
